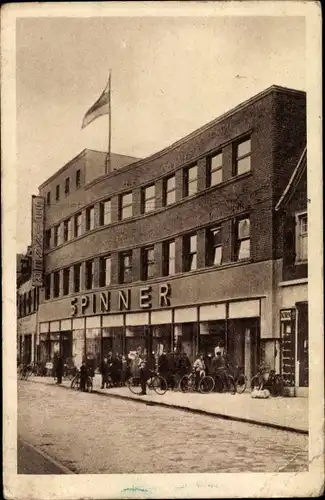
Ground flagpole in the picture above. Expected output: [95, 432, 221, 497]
[106, 69, 112, 174]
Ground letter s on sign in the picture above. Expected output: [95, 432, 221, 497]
[71, 297, 78, 317]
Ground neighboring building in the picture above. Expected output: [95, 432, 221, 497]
[23, 85, 307, 389]
[17, 247, 39, 364]
[275, 147, 308, 396]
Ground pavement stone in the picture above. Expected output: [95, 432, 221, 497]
[28, 374, 308, 433]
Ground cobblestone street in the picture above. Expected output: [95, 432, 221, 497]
[18, 381, 308, 474]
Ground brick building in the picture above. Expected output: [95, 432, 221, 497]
[275, 147, 308, 396]
[17, 85, 307, 389]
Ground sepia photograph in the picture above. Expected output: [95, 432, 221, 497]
[2, 1, 323, 498]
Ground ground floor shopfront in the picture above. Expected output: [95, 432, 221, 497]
[17, 314, 37, 365]
[35, 297, 277, 386]
[278, 279, 308, 396]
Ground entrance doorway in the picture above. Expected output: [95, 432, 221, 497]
[297, 302, 308, 387]
[60, 331, 73, 363]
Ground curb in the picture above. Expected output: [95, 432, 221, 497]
[19, 437, 76, 474]
[27, 379, 308, 435]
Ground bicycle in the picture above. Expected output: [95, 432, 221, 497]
[70, 370, 93, 393]
[179, 370, 215, 394]
[227, 364, 247, 394]
[127, 371, 168, 395]
[213, 370, 236, 395]
[251, 365, 284, 396]
[18, 364, 32, 381]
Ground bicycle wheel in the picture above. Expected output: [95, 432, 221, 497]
[86, 377, 93, 393]
[214, 375, 224, 393]
[236, 374, 247, 394]
[227, 375, 237, 395]
[179, 374, 192, 393]
[152, 375, 168, 395]
[251, 375, 262, 391]
[127, 376, 143, 395]
[199, 376, 215, 393]
[71, 375, 80, 390]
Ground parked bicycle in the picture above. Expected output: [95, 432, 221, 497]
[127, 371, 168, 395]
[179, 370, 215, 394]
[227, 364, 247, 394]
[251, 364, 284, 396]
[70, 370, 93, 392]
[18, 364, 32, 381]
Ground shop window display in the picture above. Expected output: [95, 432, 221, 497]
[86, 328, 101, 370]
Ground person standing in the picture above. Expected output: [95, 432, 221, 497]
[55, 355, 63, 385]
[138, 351, 149, 395]
[158, 349, 169, 381]
[193, 353, 206, 391]
[100, 357, 110, 389]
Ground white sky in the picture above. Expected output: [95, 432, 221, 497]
[16, 15, 305, 253]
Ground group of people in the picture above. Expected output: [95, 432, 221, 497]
[100, 352, 128, 389]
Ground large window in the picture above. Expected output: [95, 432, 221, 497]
[74, 213, 82, 237]
[296, 212, 308, 262]
[234, 217, 250, 261]
[120, 251, 132, 284]
[55, 185, 60, 201]
[53, 225, 59, 247]
[63, 218, 72, 242]
[99, 256, 112, 287]
[206, 226, 222, 266]
[99, 199, 111, 226]
[65, 177, 70, 196]
[85, 260, 94, 290]
[120, 192, 133, 220]
[207, 152, 223, 186]
[53, 271, 60, 298]
[163, 240, 176, 276]
[142, 185, 155, 214]
[76, 169, 81, 189]
[46, 191, 51, 206]
[86, 206, 95, 231]
[45, 229, 51, 249]
[141, 246, 155, 280]
[163, 175, 176, 206]
[234, 138, 251, 176]
[73, 263, 82, 293]
[63, 268, 70, 296]
[45, 274, 51, 300]
[183, 165, 198, 197]
[183, 234, 197, 272]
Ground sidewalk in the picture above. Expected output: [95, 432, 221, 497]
[28, 375, 308, 434]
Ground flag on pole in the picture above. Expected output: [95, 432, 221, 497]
[82, 76, 111, 129]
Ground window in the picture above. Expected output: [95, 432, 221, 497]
[46, 191, 51, 206]
[206, 227, 222, 266]
[23, 294, 26, 316]
[74, 213, 82, 237]
[141, 246, 155, 280]
[63, 218, 72, 242]
[120, 251, 133, 284]
[183, 234, 197, 272]
[27, 290, 32, 314]
[99, 199, 111, 225]
[235, 138, 251, 176]
[184, 165, 198, 197]
[142, 185, 155, 213]
[73, 263, 82, 293]
[63, 268, 70, 296]
[53, 271, 60, 298]
[296, 212, 308, 262]
[45, 274, 51, 300]
[76, 169, 81, 189]
[164, 175, 176, 206]
[65, 177, 70, 195]
[163, 240, 176, 276]
[207, 152, 223, 186]
[85, 260, 94, 290]
[53, 225, 59, 247]
[99, 256, 111, 287]
[55, 185, 60, 201]
[234, 217, 250, 261]
[45, 229, 51, 249]
[120, 192, 133, 220]
[86, 206, 95, 231]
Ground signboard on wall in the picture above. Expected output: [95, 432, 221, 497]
[31, 195, 45, 287]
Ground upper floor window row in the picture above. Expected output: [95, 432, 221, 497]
[17, 288, 39, 317]
[45, 169, 82, 207]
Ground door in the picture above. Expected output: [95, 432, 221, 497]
[23, 335, 32, 364]
[280, 310, 296, 387]
[60, 331, 73, 363]
[297, 302, 308, 387]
